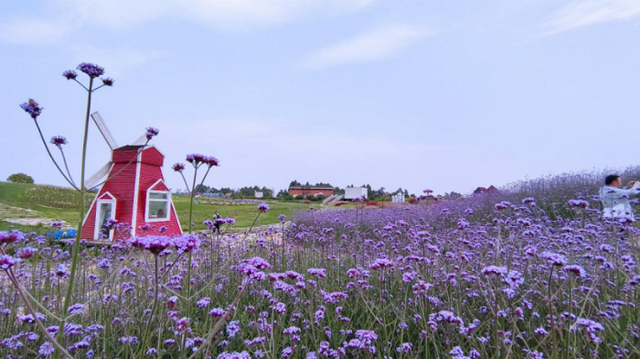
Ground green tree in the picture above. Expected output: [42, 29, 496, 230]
[261, 186, 274, 198]
[7, 173, 34, 184]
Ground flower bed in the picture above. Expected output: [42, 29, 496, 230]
[1, 188, 640, 358]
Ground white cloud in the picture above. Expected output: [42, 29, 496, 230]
[0, 17, 75, 44]
[301, 25, 431, 69]
[185, 0, 377, 30]
[544, 0, 640, 35]
[0, 0, 379, 44]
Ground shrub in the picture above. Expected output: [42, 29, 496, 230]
[6, 173, 34, 184]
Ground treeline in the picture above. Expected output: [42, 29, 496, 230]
[342, 184, 414, 199]
[285, 180, 416, 199]
[187, 180, 425, 200]
[191, 185, 274, 198]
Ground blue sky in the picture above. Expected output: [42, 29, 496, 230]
[2, 0, 640, 195]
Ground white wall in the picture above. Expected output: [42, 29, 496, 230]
[344, 187, 368, 200]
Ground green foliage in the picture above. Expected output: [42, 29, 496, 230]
[0, 182, 80, 224]
[197, 185, 274, 198]
[24, 185, 94, 209]
[440, 191, 463, 199]
[276, 190, 293, 200]
[6, 173, 34, 184]
[288, 180, 334, 188]
[0, 221, 44, 233]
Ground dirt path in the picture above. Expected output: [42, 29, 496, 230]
[0, 203, 74, 229]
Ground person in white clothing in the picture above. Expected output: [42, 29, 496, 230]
[599, 175, 640, 221]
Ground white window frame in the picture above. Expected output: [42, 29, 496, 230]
[145, 180, 171, 222]
[94, 192, 116, 240]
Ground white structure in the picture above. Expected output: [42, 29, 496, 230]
[254, 191, 264, 199]
[344, 187, 368, 200]
[392, 192, 405, 203]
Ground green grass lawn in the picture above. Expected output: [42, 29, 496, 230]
[0, 182, 313, 233]
[0, 221, 47, 233]
[0, 182, 82, 224]
[172, 196, 311, 230]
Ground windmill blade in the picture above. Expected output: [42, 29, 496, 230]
[130, 133, 148, 146]
[91, 112, 118, 150]
[85, 162, 113, 189]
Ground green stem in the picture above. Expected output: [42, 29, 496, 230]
[548, 266, 557, 359]
[247, 212, 263, 234]
[6, 268, 73, 358]
[188, 166, 198, 234]
[564, 279, 572, 359]
[33, 120, 78, 191]
[139, 255, 160, 358]
[58, 147, 77, 188]
[57, 76, 94, 348]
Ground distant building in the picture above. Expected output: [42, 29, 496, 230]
[255, 191, 264, 199]
[344, 187, 368, 200]
[392, 192, 405, 203]
[473, 185, 499, 195]
[288, 185, 334, 198]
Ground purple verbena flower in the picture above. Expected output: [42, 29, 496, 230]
[20, 99, 43, 120]
[569, 199, 589, 208]
[145, 127, 159, 140]
[173, 234, 200, 254]
[226, 320, 240, 339]
[76, 63, 105, 78]
[101, 77, 114, 86]
[541, 251, 568, 267]
[68, 303, 86, 315]
[308, 268, 327, 278]
[217, 351, 251, 359]
[16, 246, 37, 259]
[50, 136, 68, 148]
[370, 258, 394, 270]
[39, 342, 55, 355]
[565, 265, 587, 278]
[209, 308, 225, 317]
[172, 163, 186, 172]
[186, 154, 206, 165]
[197, 297, 211, 308]
[204, 156, 220, 167]
[481, 265, 508, 276]
[0, 255, 20, 270]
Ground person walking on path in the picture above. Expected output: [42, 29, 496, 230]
[214, 210, 222, 234]
[599, 174, 640, 221]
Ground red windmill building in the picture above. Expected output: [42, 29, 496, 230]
[81, 112, 182, 241]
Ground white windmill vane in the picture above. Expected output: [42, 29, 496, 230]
[84, 111, 148, 189]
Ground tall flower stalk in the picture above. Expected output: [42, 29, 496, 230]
[172, 154, 220, 234]
[248, 202, 270, 234]
[19, 64, 158, 357]
[172, 154, 219, 323]
[59, 64, 110, 348]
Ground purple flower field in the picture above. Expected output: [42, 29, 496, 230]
[2, 172, 640, 358]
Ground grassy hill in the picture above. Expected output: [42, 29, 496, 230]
[0, 182, 311, 233]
